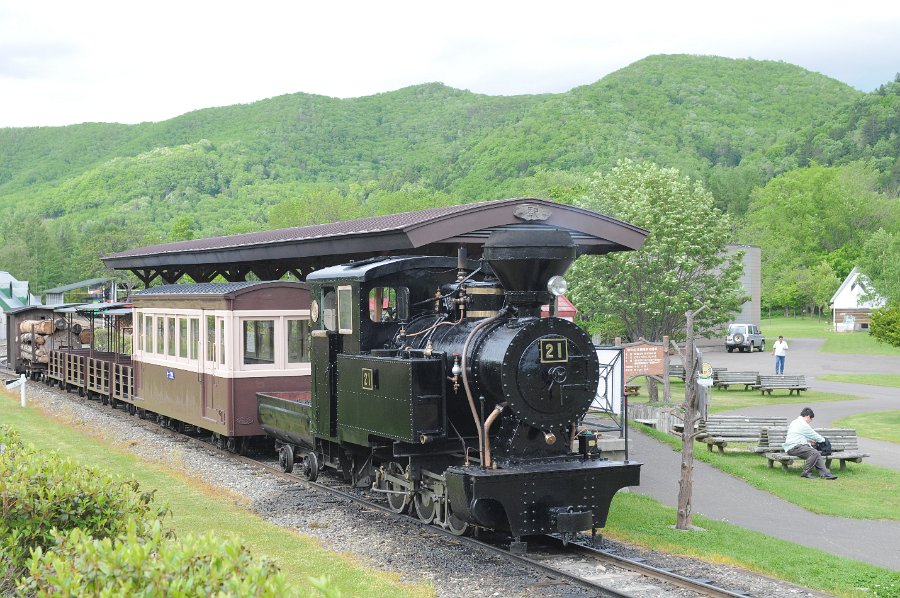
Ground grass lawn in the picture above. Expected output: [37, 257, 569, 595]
[635, 424, 900, 521]
[605, 492, 898, 598]
[0, 390, 430, 598]
[761, 316, 900, 356]
[629, 379, 863, 413]
[759, 316, 831, 338]
[819, 374, 900, 388]
[833, 410, 900, 444]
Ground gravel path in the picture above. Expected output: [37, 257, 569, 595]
[11, 379, 832, 597]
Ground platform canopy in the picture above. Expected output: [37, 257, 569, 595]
[102, 198, 647, 286]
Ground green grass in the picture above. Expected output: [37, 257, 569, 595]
[822, 333, 900, 356]
[760, 316, 900, 356]
[819, 374, 900, 388]
[605, 492, 898, 598]
[634, 424, 900, 520]
[833, 410, 900, 444]
[759, 316, 832, 339]
[629, 379, 864, 413]
[0, 390, 430, 598]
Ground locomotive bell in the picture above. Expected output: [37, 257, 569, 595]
[483, 229, 576, 316]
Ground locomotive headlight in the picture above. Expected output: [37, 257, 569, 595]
[547, 275, 568, 297]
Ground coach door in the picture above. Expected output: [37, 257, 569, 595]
[202, 313, 226, 425]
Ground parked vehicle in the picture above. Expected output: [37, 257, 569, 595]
[726, 323, 765, 353]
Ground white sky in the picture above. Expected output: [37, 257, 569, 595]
[1, 1, 899, 128]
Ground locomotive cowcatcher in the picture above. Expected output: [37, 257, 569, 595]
[258, 228, 640, 547]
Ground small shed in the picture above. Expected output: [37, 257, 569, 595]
[540, 295, 577, 321]
[830, 267, 885, 332]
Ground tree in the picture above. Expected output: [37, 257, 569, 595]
[570, 160, 746, 345]
[746, 162, 897, 312]
[858, 229, 900, 304]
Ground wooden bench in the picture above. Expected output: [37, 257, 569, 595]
[713, 371, 759, 390]
[624, 384, 641, 397]
[669, 364, 685, 380]
[696, 415, 788, 453]
[762, 428, 871, 471]
[758, 375, 808, 395]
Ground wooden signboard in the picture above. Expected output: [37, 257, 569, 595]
[623, 342, 665, 379]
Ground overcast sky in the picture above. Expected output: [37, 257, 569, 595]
[2, 1, 899, 128]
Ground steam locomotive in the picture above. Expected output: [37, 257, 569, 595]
[259, 228, 641, 548]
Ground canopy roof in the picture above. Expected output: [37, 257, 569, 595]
[102, 198, 647, 286]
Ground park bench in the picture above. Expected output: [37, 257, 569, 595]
[762, 427, 871, 471]
[713, 371, 760, 390]
[667, 365, 726, 382]
[624, 384, 641, 397]
[696, 415, 788, 453]
[757, 374, 808, 395]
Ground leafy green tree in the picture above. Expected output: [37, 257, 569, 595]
[858, 229, 900, 304]
[745, 162, 897, 312]
[569, 160, 745, 344]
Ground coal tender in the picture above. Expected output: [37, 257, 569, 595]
[258, 228, 640, 549]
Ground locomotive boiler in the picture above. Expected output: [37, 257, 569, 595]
[258, 228, 640, 547]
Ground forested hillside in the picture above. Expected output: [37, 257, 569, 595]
[1, 54, 897, 303]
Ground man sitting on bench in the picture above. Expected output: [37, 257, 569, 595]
[784, 407, 837, 480]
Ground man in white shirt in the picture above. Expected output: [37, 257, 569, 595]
[773, 335, 789, 374]
[783, 407, 837, 479]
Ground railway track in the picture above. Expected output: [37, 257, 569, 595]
[6, 369, 814, 597]
[241, 451, 753, 598]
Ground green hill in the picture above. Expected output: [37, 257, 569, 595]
[0, 54, 885, 290]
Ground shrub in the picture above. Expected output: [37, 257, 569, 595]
[870, 304, 900, 348]
[19, 520, 292, 597]
[0, 434, 162, 593]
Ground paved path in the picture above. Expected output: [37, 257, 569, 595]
[607, 335, 900, 571]
[624, 430, 900, 570]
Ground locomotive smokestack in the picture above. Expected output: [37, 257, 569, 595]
[483, 229, 576, 316]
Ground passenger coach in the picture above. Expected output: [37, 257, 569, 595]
[130, 281, 310, 452]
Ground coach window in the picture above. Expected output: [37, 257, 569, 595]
[178, 317, 188, 359]
[206, 315, 216, 363]
[189, 318, 199, 360]
[323, 288, 337, 331]
[287, 319, 310, 363]
[338, 286, 353, 334]
[218, 319, 226, 365]
[144, 315, 152, 353]
[156, 316, 165, 355]
[167, 317, 176, 357]
[243, 320, 275, 365]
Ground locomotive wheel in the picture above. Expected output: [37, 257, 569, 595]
[302, 452, 318, 481]
[279, 445, 295, 473]
[446, 509, 469, 536]
[226, 436, 237, 453]
[414, 491, 436, 523]
[384, 462, 410, 514]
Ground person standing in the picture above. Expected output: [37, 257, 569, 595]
[783, 407, 837, 479]
[773, 335, 789, 374]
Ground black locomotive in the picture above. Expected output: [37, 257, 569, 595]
[259, 228, 640, 547]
